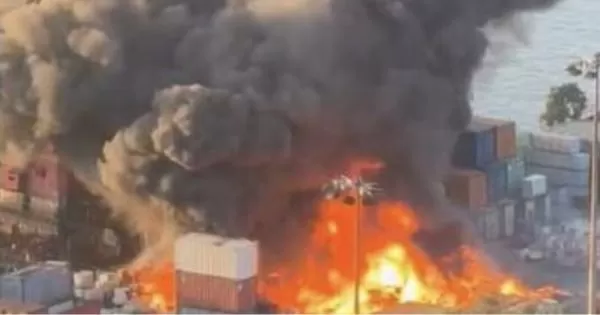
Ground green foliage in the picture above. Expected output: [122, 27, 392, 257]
[540, 82, 587, 127]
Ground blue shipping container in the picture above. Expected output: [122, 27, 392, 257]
[452, 119, 496, 169]
[484, 161, 508, 203]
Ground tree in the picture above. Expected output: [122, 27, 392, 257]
[540, 82, 587, 127]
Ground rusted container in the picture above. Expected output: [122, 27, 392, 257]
[26, 158, 68, 201]
[444, 169, 487, 210]
[476, 117, 516, 159]
[175, 271, 257, 313]
[0, 189, 25, 210]
[174, 233, 259, 280]
[0, 164, 24, 192]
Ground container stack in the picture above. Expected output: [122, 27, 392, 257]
[25, 145, 68, 220]
[174, 233, 259, 314]
[446, 116, 521, 242]
[524, 132, 589, 203]
[0, 261, 74, 311]
[517, 174, 550, 236]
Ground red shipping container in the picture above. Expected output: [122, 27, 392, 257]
[0, 164, 23, 192]
[444, 169, 488, 210]
[176, 271, 257, 313]
[27, 157, 68, 200]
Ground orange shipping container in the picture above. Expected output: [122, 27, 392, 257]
[176, 271, 257, 313]
[444, 169, 487, 210]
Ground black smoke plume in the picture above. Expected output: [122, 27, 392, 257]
[0, 0, 560, 264]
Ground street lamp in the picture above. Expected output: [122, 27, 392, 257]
[321, 175, 380, 315]
[567, 52, 600, 314]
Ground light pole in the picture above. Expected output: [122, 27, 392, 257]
[567, 52, 600, 314]
[322, 175, 380, 315]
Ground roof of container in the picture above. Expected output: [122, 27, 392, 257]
[176, 232, 258, 249]
[548, 120, 595, 141]
[0, 298, 45, 313]
[5, 260, 69, 277]
[473, 116, 514, 127]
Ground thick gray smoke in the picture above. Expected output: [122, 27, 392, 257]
[0, 0, 560, 263]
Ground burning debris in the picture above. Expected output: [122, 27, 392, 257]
[0, 0, 564, 313]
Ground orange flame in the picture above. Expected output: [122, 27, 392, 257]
[259, 198, 555, 314]
[128, 263, 176, 313]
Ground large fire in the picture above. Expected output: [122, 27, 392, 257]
[258, 197, 556, 314]
[125, 162, 556, 314]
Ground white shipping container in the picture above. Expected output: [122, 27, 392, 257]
[0, 261, 72, 306]
[524, 148, 589, 171]
[530, 132, 581, 154]
[47, 299, 74, 314]
[29, 196, 61, 219]
[0, 189, 24, 210]
[481, 207, 501, 241]
[174, 233, 259, 280]
[74, 270, 95, 289]
[527, 165, 588, 187]
[522, 174, 548, 198]
[82, 287, 104, 301]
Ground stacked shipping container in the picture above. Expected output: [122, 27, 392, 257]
[0, 144, 68, 228]
[446, 116, 521, 242]
[0, 261, 73, 308]
[524, 132, 588, 203]
[174, 233, 259, 313]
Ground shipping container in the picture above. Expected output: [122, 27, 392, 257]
[74, 271, 95, 289]
[529, 132, 581, 154]
[451, 118, 496, 169]
[477, 206, 501, 242]
[483, 161, 508, 203]
[444, 169, 487, 209]
[498, 199, 516, 238]
[0, 164, 24, 192]
[475, 117, 517, 159]
[0, 299, 47, 314]
[524, 148, 589, 171]
[28, 195, 63, 219]
[506, 158, 525, 197]
[0, 188, 25, 210]
[176, 271, 256, 313]
[26, 158, 68, 200]
[522, 174, 547, 199]
[174, 233, 259, 280]
[0, 261, 73, 306]
[527, 165, 588, 187]
[534, 194, 552, 225]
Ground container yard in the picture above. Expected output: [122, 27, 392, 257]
[0, 114, 594, 314]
